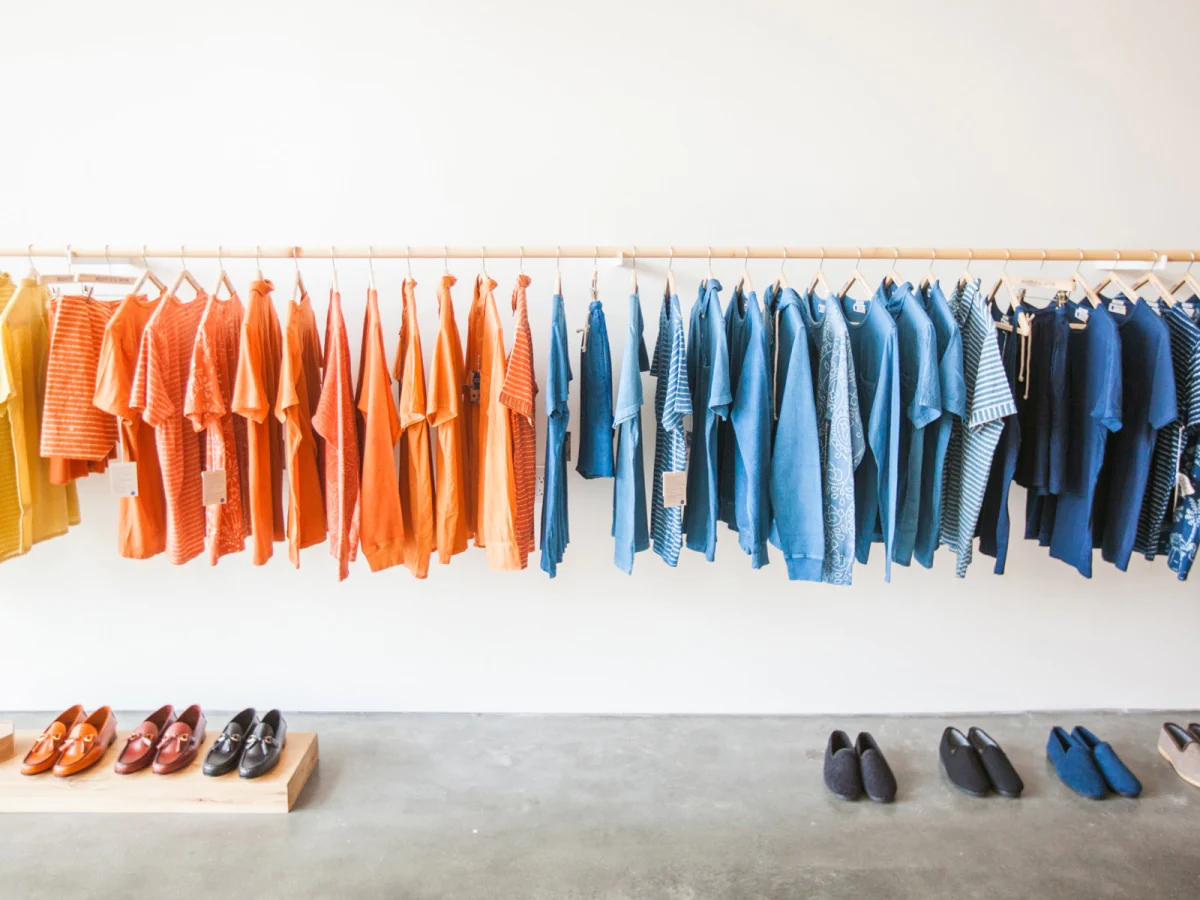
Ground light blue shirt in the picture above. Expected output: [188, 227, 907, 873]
[685, 279, 732, 561]
[650, 290, 692, 567]
[612, 291, 650, 573]
[540, 293, 572, 577]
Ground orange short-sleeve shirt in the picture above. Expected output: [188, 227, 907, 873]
[42, 294, 118, 464]
[499, 274, 538, 567]
[392, 278, 435, 578]
[426, 274, 469, 563]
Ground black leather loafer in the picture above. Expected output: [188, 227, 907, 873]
[239, 709, 287, 779]
[856, 732, 897, 803]
[968, 727, 1023, 798]
[941, 726, 991, 797]
[824, 730, 863, 801]
[203, 708, 258, 777]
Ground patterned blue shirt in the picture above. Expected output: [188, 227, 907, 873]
[650, 290, 692, 566]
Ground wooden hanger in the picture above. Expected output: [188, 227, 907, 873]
[807, 247, 833, 297]
[665, 247, 676, 298]
[775, 246, 789, 291]
[1170, 252, 1200, 301]
[882, 247, 904, 289]
[918, 249, 938, 292]
[131, 246, 166, 295]
[210, 245, 237, 299]
[1132, 254, 1176, 309]
[1092, 251, 1140, 310]
[554, 246, 563, 296]
[73, 245, 137, 294]
[987, 251, 1022, 313]
[330, 245, 340, 296]
[956, 249, 977, 291]
[737, 247, 753, 295]
[289, 248, 307, 304]
[629, 246, 638, 295]
[166, 245, 203, 298]
[839, 247, 873, 302]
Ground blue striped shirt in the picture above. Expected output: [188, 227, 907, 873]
[650, 291, 691, 566]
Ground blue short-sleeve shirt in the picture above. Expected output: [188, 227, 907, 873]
[576, 299, 614, 478]
[612, 291, 650, 573]
[540, 293, 573, 577]
[650, 290, 692, 567]
[685, 279, 732, 561]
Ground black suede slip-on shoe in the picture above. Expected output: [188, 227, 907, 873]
[824, 730, 863, 801]
[940, 726, 991, 797]
[968, 727, 1023, 798]
[856, 732, 897, 803]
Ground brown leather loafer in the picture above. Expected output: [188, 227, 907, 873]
[22, 705, 86, 775]
[115, 705, 176, 775]
[52, 706, 117, 777]
[152, 705, 206, 775]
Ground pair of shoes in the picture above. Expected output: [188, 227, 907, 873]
[203, 709, 287, 778]
[1048, 726, 1142, 799]
[114, 705, 207, 775]
[22, 706, 117, 777]
[1158, 722, 1200, 788]
[824, 731, 896, 803]
[939, 727, 1023, 797]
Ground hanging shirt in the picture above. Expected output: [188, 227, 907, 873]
[355, 287, 405, 572]
[277, 288, 327, 567]
[0, 274, 20, 561]
[1093, 296, 1176, 571]
[130, 293, 207, 565]
[718, 284, 772, 568]
[883, 281, 941, 565]
[842, 284, 900, 581]
[1017, 304, 1070, 545]
[232, 278, 285, 565]
[576, 299, 614, 478]
[793, 287, 865, 585]
[466, 275, 521, 571]
[499, 274, 538, 570]
[1041, 301, 1122, 577]
[392, 277, 436, 578]
[685, 279, 732, 561]
[540, 290, 572, 577]
[650, 288, 691, 568]
[612, 289, 650, 574]
[94, 292, 167, 560]
[767, 285, 824, 582]
[185, 290, 250, 565]
[941, 278, 1017, 578]
[312, 289, 360, 582]
[41, 294, 118, 466]
[427, 274, 469, 563]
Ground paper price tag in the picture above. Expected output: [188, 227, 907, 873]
[469, 370, 481, 403]
[564, 432, 572, 462]
[202, 469, 228, 506]
[1074, 307, 1089, 322]
[109, 461, 139, 497]
[1177, 472, 1195, 498]
[1108, 299, 1127, 316]
[662, 470, 688, 508]
[535, 465, 546, 500]
[853, 299, 866, 314]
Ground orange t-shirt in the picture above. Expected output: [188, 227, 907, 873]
[354, 287, 405, 572]
[465, 275, 520, 571]
[392, 278, 435, 578]
[231, 279, 285, 565]
[94, 293, 168, 559]
[426, 274, 469, 563]
[185, 290, 251, 564]
[499, 274, 538, 566]
[276, 289, 327, 567]
[312, 289, 360, 581]
[130, 294, 207, 565]
[42, 294, 118, 464]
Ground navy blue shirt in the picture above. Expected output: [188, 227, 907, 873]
[977, 301, 1024, 574]
[1018, 304, 1070, 545]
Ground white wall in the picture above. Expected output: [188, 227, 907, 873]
[1, 0, 1198, 714]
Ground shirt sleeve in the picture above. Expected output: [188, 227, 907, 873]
[909, 320, 943, 429]
[1150, 330, 1179, 431]
[967, 315, 1017, 429]
[232, 317, 269, 424]
[940, 327, 967, 420]
[708, 313, 733, 419]
[184, 320, 226, 433]
[1095, 322, 1123, 433]
[133, 328, 173, 428]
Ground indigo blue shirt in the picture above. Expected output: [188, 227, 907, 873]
[685, 279, 732, 561]
[1017, 304, 1070, 545]
[576, 299, 614, 478]
[612, 291, 650, 573]
[977, 301, 1025, 574]
[540, 292, 573, 577]
[650, 290, 691, 567]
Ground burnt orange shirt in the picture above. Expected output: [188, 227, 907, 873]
[130, 294, 207, 565]
[465, 275, 520, 571]
[277, 289, 327, 567]
[42, 294, 118, 464]
[94, 293, 167, 559]
[186, 290, 250, 564]
[499, 274, 538, 566]
[232, 279, 285, 565]
[392, 278, 435, 578]
[312, 289, 360, 581]
[426, 274, 469, 563]
[355, 287, 405, 572]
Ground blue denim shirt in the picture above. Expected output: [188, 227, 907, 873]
[650, 290, 692, 567]
[540, 292, 572, 577]
[612, 291, 650, 573]
[576, 299, 614, 478]
[685, 279, 732, 560]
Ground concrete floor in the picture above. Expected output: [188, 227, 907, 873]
[1, 711, 1199, 899]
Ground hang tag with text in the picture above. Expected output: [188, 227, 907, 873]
[202, 469, 228, 506]
[535, 465, 546, 500]
[1074, 307, 1089, 322]
[564, 431, 572, 462]
[1108, 298, 1127, 316]
[109, 461, 139, 498]
[853, 299, 866, 314]
[662, 470, 688, 508]
[1177, 472, 1195, 497]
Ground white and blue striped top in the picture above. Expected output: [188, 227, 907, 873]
[650, 291, 692, 566]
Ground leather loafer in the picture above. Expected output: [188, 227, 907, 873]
[239, 709, 287, 779]
[115, 705, 177, 775]
[152, 705, 206, 775]
[203, 708, 259, 777]
[22, 705, 86, 775]
[53, 706, 117, 777]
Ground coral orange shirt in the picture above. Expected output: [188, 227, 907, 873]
[130, 294, 207, 565]
[355, 287, 405, 572]
[276, 289, 327, 567]
[313, 289, 360, 581]
[42, 294, 118, 465]
[392, 277, 435, 578]
[426, 274, 469, 563]
[94, 293, 168, 559]
[232, 279, 285, 565]
[465, 275, 520, 571]
[185, 290, 251, 564]
[499, 274, 538, 567]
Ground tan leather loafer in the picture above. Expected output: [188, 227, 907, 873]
[1158, 722, 1200, 788]
[21, 705, 86, 775]
[152, 705, 206, 775]
[53, 707, 117, 777]
[115, 705, 176, 775]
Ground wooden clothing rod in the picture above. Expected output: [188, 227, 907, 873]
[7, 246, 1200, 263]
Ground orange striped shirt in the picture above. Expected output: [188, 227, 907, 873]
[42, 294, 119, 462]
[393, 278, 435, 578]
[426, 274, 470, 563]
[130, 294, 207, 565]
[499, 274, 538, 566]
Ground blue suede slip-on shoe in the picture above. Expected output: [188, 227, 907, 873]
[1071, 726, 1142, 798]
[1047, 726, 1109, 799]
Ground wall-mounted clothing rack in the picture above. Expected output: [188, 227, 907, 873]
[5, 246, 1200, 263]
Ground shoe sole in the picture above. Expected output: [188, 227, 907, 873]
[1158, 746, 1200, 788]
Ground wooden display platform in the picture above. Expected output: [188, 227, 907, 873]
[0, 722, 12, 764]
[0, 728, 318, 814]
